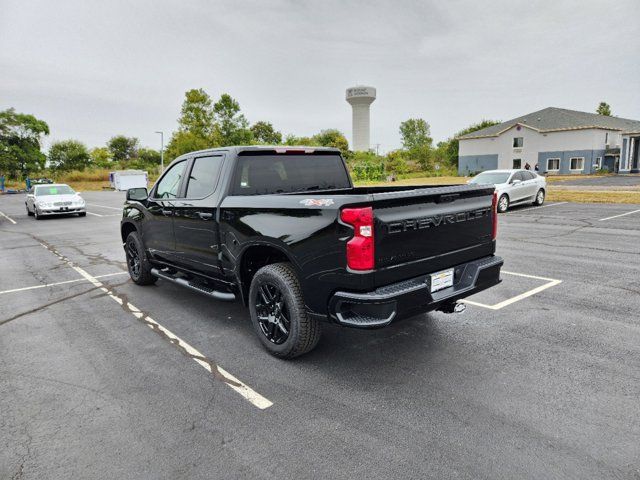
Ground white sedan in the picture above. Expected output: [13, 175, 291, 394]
[469, 169, 546, 213]
[25, 183, 86, 219]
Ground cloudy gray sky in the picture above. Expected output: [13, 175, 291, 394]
[1, 0, 639, 152]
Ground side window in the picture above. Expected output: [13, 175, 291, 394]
[155, 160, 186, 199]
[523, 171, 535, 180]
[186, 156, 224, 198]
[512, 172, 524, 182]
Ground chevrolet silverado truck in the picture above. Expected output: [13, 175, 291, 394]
[121, 146, 503, 358]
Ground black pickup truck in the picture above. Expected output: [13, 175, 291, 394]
[121, 146, 503, 358]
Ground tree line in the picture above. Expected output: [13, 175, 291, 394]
[0, 98, 615, 181]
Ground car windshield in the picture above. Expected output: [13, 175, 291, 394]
[469, 172, 511, 185]
[35, 185, 75, 196]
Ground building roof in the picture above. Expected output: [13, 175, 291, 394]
[458, 107, 640, 140]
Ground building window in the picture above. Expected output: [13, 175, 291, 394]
[594, 157, 602, 170]
[570, 157, 584, 171]
[513, 159, 521, 169]
[605, 132, 609, 145]
[547, 158, 560, 171]
[513, 137, 524, 148]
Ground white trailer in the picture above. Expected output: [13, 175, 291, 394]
[109, 170, 148, 191]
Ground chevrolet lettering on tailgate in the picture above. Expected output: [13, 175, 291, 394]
[387, 207, 491, 234]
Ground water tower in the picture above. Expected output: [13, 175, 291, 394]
[346, 86, 376, 152]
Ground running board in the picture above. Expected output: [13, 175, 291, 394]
[150, 268, 236, 301]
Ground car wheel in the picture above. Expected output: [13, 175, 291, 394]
[26, 204, 34, 216]
[534, 189, 545, 206]
[497, 194, 509, 213]
[249, 262, 321, 359]
[34, 208, 42, 220]
[125, 231, 157, 285]
[78, 212, 86, 217]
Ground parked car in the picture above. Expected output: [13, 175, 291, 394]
[25, 184, 86, 219]
[121, 146, 503, 358]
[469, 169, 546, 213]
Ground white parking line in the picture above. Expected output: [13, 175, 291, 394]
[37, 242, 273, 410]
[0, 272, 128, 296]
[461, 270, 562, 310]
[505, 202, 568, 215]
[86, 211, 104, 217]
[0, 211, 17, 224]
[598, 208, 640, 222]
[537, 201, 568, 209]
[86, 203, 122, 211]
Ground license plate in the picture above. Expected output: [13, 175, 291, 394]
[430, 268, 454, 293]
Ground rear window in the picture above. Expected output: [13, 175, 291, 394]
[232, 154, 350, 195]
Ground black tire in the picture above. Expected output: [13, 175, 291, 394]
[78, 212, 86, 217]
[249, 263, 320, 359]
[34, 208, 42, 220]
[497, 194, 509, 213]
[26, 204, 34, 216]
[125, 231, 157, 285]
[533, 189, 545, 206]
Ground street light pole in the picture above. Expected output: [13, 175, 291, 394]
[155, 131, 164, 172]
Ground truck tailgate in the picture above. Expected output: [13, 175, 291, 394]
[371, 185, 496, 286]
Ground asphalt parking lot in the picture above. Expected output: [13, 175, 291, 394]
[1, 192, 639, 479]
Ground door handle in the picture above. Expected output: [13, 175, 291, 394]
[198, 212, 213, 220]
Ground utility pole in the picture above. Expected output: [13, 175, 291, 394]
[155, 131, 164, 172]
[374, 143, 381, 156]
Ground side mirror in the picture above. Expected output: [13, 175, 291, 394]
[127, 187, 148, 201]
[511, 179, 521, 185]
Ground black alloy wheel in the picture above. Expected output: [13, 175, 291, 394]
[126, 236, 141, 280]
[255, 282, 290, 345]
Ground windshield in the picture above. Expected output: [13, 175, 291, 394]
[469, 172, 511, 185]
[35, 185, 75, 196]
[232, 153, 351, 195]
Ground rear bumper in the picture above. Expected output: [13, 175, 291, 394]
[328, 255, 503, 328]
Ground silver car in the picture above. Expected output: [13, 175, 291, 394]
[25, 183, 87, 219]
[469, 169, 546, 213]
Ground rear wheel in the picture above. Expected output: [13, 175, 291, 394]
[249, 263, 320, 359]
[497, 194, 509, 213]
[533, 189, 545, 206]
[125, 231, 157, 285]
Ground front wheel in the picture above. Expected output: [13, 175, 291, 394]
[78, 212, 86, 217]
[249, 263, 321, 359]
[125, 231, 157, 285]
[533, 189, 545, 206]
[34, 208, 42, 220]
[497, 194, 509, 213]
[26, 204, 34, 216]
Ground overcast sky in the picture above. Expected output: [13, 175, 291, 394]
[1, 0, 639, 152]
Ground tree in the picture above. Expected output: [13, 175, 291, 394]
[399, 118, 432, 150]
[179, 88, 216, 138]
[213, 94, 253, 146]
[138, 147, 161, 166]
[108, 135, 139, 163]
[597, 102, 612, 116]
[251, 121, 282, 144]
[0, 108, 49, 179]
[90, 147, 112, 167]
[48, 140, 91, 171]
[166, 130, 213, 161]
[312, 129, 349, 157]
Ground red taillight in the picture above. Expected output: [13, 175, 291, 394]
[340, 206, 374, 271]
[492, 191, 498, 240]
